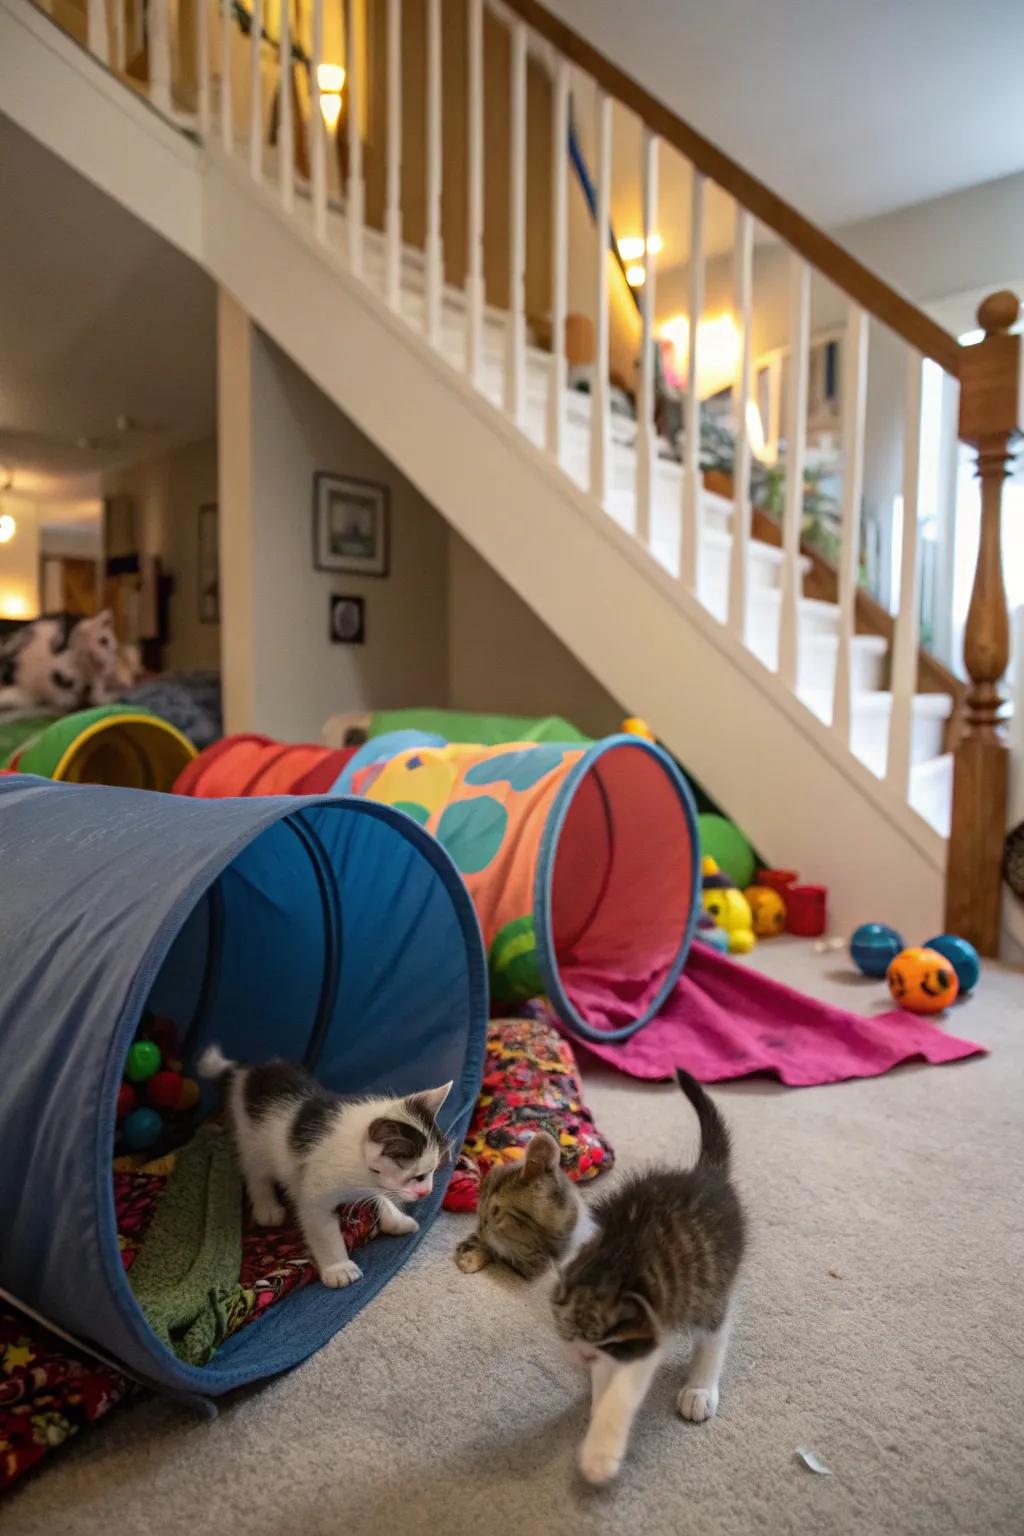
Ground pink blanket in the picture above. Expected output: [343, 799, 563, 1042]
[564, 943, 987, 1087]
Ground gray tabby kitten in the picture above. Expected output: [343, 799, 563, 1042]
[552, 1070, 745, 1486]
[454, 1132, 589, 1278]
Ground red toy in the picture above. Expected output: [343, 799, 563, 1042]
[755, 870, 828, 937]
[784, 885, 828, 937]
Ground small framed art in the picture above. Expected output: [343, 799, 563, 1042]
[313, 473, 389, 577]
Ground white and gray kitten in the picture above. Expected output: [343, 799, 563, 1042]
[199, 1046, 452, 1289]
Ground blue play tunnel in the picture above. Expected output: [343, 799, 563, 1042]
[0, 775, 487, 1400]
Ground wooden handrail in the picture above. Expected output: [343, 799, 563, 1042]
[500, 0, 962, 378]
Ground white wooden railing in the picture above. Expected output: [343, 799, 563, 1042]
[45, 0, 1023, 950]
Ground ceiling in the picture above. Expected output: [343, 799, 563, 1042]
[550, 0, 1024, 229]
[0, 116, 215, 496]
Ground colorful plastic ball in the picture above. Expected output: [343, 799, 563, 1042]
[745, 885, 786, 937]
[116, 1083, 138, 1120]
[850, 922, 905, 978]
[145, 1017, 179, 1060]
[124, 1040, 162, 1083]
[176, 1077, 200, 1112]
[923, 934, 980, 996]
[121, 1107, 163, 1151]
[147, 1070, 184, 1110]
[887, 947, 960, 1014]
[621, 716, 655, 741]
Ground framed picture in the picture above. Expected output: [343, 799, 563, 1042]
[329, 594, 366, 644]
[198, 503, 219, 623]
[313, 473, 389, 577]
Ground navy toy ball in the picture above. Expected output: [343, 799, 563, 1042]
[122, 1106, 163, 1151]
[850, 922, 904, 978]
[923, 934, 980, 996]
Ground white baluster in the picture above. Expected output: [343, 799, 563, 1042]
[113, 0, 127, 71]
[310, 0, 327, 242]
[777, 254, 810, 686]
[87, 0, 109, 64]
[506, 18, 527, 425]
[727, 209, 754, 637]
[424, 0, 442, 341]
[385, 0, 403, 309]
[149, 0, 172, 114]
[347, 0, 365, 276]
[196, 0, 210, 132]
[887, 353, 925, 795]
[833, 306, 869, 747]
[680, 169, 705, 594]
[465, 0, 485, 380]
[221, 0, 234, 152]
[590, 90, 611, 507]
[249, 0, 264, 177]
[279, 0, 293, 210]
[546, 56, 569, 459]
[636, 130, 659, 548]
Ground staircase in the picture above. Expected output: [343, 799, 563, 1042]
[1, 0, 1018, 949]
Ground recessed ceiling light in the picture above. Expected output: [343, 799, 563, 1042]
[626, 264, 646, 288]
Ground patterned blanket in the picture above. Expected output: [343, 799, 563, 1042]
[1, 1162, 376, 1494]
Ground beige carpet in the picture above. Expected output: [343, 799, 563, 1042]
[7, 941, 1023, 1536]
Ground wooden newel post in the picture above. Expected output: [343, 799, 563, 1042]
[945, 290, 1021, 954]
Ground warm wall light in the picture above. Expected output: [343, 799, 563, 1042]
[317, 63, 346, 131]
[625, 264, 646, 288]
[0, 513, 15, 544]
[658, 312, 741, 399]
[617, 234, 663, 261]
[0, 592, 31, 619]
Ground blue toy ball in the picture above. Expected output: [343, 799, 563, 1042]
[850, 922, 904, 978]
[122, 1106, 163, 1151]
[924, 934, 980, 995]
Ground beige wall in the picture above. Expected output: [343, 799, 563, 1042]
[103, 438, 221, 672]
[219, 316, 451, 740]
[447, 531, 625, 737]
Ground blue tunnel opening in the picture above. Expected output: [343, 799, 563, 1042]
[0, 778, 488, 1401]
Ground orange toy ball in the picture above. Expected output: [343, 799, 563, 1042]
[176, 1077, 200, 1112]
[886, 946, 960, 1014]
[744, 884, 786, 937]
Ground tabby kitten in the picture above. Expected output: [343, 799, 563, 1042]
[552, 1070, 745, 1486]
[455, 1132, 590, 1279]
[199, 1046, 451, 1289]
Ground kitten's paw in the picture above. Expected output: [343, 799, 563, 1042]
[379, 1210, 419, 1236]
[454, 1238, 488, 1274]
[677, 1384, 719, 1423]
[320, 1259, 362, 1288]
[252, 1198, 287, 1227]
[578, 1439, 622, 1487]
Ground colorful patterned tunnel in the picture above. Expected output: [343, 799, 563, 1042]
[340, 733, 700, 1043]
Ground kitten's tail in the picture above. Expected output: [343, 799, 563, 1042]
[197, 1043, 236, 1086]
[676, 1069, 731, 1174]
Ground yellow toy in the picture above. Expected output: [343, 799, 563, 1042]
[744, 883, 786, 937]
[886, 946, 960, 1014]
[702, 856, 755, 955]
[621, 716, 656, 742]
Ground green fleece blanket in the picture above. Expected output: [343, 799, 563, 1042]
[127, 1125, 243, 1366]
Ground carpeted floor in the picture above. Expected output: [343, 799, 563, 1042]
[6, 942, 1023, 1536]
